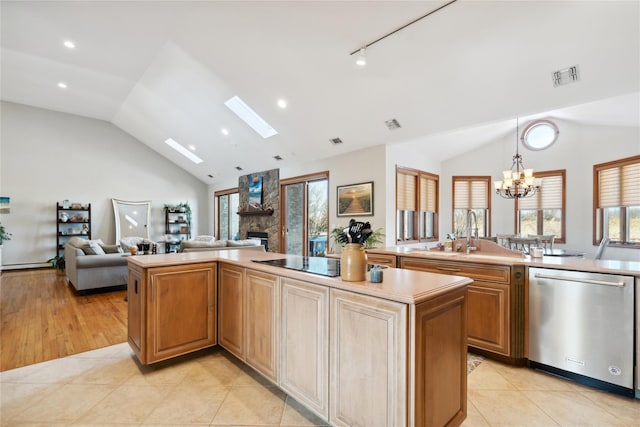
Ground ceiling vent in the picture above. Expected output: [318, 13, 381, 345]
[235, 166, 243, 171]
[552, 65, 580, 87]
[385, 118, 402, 130]
[207, 174, 214, 178]
[330, 137, 343, 145]
[273, 155, 283, 161]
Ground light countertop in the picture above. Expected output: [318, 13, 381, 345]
[127, 250, 472, 305]
[367, 246, 640, 276]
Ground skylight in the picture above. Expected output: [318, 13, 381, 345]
[224, 96, 277, 139]
[165, 138, 203, 164]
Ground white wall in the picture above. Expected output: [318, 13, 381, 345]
[209, 144, 387, 252]
[0, 102, 208, 268]
[440, 120, 640, 261]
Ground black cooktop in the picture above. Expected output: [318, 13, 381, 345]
[252, 256, 340, 277]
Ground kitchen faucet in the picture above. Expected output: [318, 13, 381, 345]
[466, 210, 479, 253]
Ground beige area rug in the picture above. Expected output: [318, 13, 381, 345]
[467, 353, 484, 374]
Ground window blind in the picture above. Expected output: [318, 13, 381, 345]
[519, 174, 562, 210]
[420, 176, 437, 212]
[397, 172, 416, 211]
[454, 179, 488, 209]
[598, 161, 640, 208]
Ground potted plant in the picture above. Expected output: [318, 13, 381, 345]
[164, 202, 192, 222]
[330, 223, 385, 253]
[0, 222, 11, 245]
[47, 254, 66, 272]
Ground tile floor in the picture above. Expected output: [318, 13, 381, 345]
[1, 343, 639, 426]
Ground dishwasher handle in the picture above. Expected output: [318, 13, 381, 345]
[534, 273, 625, 288]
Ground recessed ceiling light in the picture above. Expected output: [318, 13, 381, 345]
[224, 95, 278, 139]
[57, 82, 67, 89]
[165, 138, 203, 164]
[188, 144, 196, 151]
[63, 40, 75, 49]
[277, 99, 287, 109]
[221, 128, 229, 136]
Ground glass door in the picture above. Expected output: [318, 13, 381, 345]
[282, 182, 305, 255]
[280, 175, 328, 256]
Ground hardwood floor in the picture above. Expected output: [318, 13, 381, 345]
[0, 268, 127, 372]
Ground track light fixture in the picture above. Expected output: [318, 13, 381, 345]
[355, 48, 367, 67]
[349, 0, 458, 66]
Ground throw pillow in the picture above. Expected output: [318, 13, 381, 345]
[99, 244, 123, 254]
[82, 241, 106, 255]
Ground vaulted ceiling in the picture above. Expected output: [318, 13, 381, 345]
[2, 1, 639, 184]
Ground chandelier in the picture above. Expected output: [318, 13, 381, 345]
[494, 118, 542, 199]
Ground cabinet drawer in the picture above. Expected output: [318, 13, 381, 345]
[366, 253, 397, 267]
[400, 257, 511, 284]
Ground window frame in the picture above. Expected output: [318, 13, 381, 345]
[214, 187, 239, 241]
[593, 154, 640, 248]
[396, 166, 439, 244]
[452, 176, 491, 239]
[514, 169, 566, 244]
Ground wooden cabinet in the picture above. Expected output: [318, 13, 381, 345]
[365, 252, 397, 268]
[329, 289, 408, 427]
[127, 262, 216, 364]
[218, 265, 279, 381]
[245, 269, 279, 381]
[280, 278, 329, 419]
[56, 202, 91, 255]
[412, 287, 467, 427]
[218, 264, 245, 359]
[127, 265, 144, 357]
[400, 256, 524, 361]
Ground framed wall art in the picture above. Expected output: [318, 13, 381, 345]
[248, 175, 264, 209]
[337, 181, 373, 217]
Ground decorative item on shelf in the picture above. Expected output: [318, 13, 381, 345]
[71, 203, 82, 209]
[494, 117, 543, 199]
[59, 212, 69, 223]
[62, 199, 70, 209]
[81, 224, 89, 235]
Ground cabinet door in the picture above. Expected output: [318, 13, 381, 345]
[127, 265, 145, 362]
[218, 264, 245, 359]
[330, 289, 407, 427]
[468, 281, 510, 355]
[245, 269, 279, 381]
[280, 278, 329, 419]
[147, 263, 216, 363]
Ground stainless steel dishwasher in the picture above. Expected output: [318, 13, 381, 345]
[529, 267, 635, 397]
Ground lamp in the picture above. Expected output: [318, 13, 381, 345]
[494, 118, 542, 199]
[349, 0, 458, 65]
[355, 47, 367, 67]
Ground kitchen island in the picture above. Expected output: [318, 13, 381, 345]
[127, 250, 472, 427]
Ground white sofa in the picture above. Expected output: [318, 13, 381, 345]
[178, 236, 265, 253]
[64, 237, 128, 291]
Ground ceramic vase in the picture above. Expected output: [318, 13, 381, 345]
[340, 243, 367, 282]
